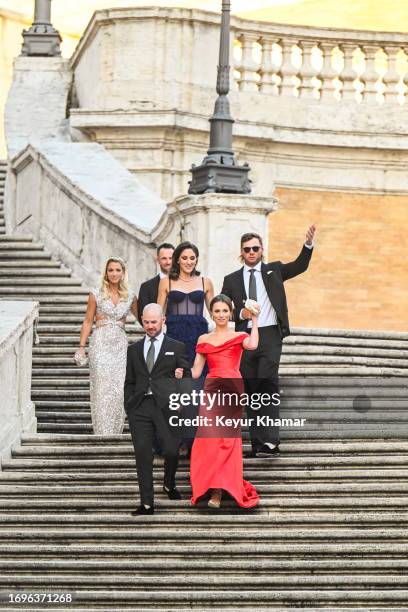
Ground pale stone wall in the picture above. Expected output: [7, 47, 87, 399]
[271, 187, 408, 332]
[0, 7, 80, 157]
[4, 56, 72, 158]
[0, 300, 38, 467]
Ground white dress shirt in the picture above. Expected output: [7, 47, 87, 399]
[242, 262, 278, 328]
[143, 331, 165, 365]
[159, 271, 167, 279]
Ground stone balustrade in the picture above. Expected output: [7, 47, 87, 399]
[7, 142, 164, 288]
[67, 8, 408, 202]
[0, 301, 38, 467]
[232, 22, 408, 105]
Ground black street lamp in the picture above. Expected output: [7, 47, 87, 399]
[189, 0, 251, 194]
[21, 0, 61, 57]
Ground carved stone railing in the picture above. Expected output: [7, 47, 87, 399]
[0, 301, 38, 467]
[232, 22, 408, 105]
[7, 142, 165, 288]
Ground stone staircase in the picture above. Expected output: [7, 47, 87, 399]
[1, 170, 408, 608]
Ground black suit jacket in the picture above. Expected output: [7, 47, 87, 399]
[137, 275, 161, 324]
[221, 245, 313, 338]
[124, 335, 191, 413]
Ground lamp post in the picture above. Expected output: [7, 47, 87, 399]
[188, 0, 251, 194]
[21, 0, 61, 57]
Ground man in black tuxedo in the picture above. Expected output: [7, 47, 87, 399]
[124, 303, 191, 515]
[137, 243, 174, 325]
[221, 226, 315, 457]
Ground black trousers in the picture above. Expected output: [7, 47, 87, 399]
[127, 396, 181, 506]
[240, 325, 282, 450]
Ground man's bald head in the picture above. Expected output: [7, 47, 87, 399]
[143, 303, 163, 318]
[142, 303, 165, 337]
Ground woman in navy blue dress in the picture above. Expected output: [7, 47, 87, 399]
[158, 241, 214, 453]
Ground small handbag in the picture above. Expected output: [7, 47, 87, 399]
[74, 350, 89, 367]
[244, 298, 261, 315]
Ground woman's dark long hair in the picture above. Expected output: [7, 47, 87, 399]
[169, 241, 200, 280]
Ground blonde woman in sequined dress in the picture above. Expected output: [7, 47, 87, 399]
[77, 257, 138, 435]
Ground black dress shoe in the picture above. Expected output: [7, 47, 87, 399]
[131, 505, 154, 516]
[163, 486, 182, 500]
[255, 444, 280, 458]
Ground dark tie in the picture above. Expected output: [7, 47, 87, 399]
[248, 269, 257, 301]
[146, 337, 156, 373]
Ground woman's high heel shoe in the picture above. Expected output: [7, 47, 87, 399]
[208, 489, 222, 508]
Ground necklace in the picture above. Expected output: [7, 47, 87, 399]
[179, 275, 197, 283]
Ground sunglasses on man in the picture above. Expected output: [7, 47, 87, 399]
[242, 246, 261, 253]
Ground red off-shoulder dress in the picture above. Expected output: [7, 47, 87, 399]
[190, 333, 260, 508]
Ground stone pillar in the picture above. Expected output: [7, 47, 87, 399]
[21, 0, 61, 57]
[154, 193, 277, 292]
[4, 56, 72, 159]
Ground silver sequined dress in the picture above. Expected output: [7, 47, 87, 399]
[89, 288, 135, 435]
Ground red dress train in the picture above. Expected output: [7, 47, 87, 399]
[190, 334, 260, 508]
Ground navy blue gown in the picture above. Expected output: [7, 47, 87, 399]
[165, 279, 208, 367]
[165, 278, 208, 449]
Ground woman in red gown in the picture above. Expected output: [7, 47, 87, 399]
[188, 294, 260, 509]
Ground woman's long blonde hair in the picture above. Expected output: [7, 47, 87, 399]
[100, 257, 129, 301]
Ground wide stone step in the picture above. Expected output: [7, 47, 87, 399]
[35, 315, 87, 323]
[0, 496, 406, 512]
[32, 368, 90, 376]
[37, 423, 92, 433]
[0, 599, 404, 612]
[282, 346, 408, 359]
[0, 260, 61, 268]
[0, 573, 407, 589]
[0, 571, 408, 591]
[33, 422, 408, 438]
[279, 366, 408, 376]
[2, 468, 408, 484]
[5, 455, 408, 473]
[2, 523, 408, 539]
[281, 355, 408, 367]
[0, 242, 45, 250]
[31, 389, 89, 398]
[17, 436, 408, 452]
[33, 296, 89, 304]
[0, 279, 83, 288]
[1, 557, 408, 602]
[2, 542, 408, 559]
[0, 252, 52, 260]
[0, 287, 88, 295]
[0, 269, 72, 278]
[35, 412, 91, 422]
[1, 482, 408, 499]
[0, 234, 34, 242]
[286, 335, 408, 350]
[291, 327, 408, 341]
[1, 510, 407, 527]
[39, 304, 90, 313]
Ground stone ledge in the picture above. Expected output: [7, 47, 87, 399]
[0, 300, 39, 359]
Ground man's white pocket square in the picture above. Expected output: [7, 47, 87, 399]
[267, 270, 274, 275]
[165, 351, 175, 355]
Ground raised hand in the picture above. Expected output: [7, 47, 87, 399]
[305, 224, 316, 245]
